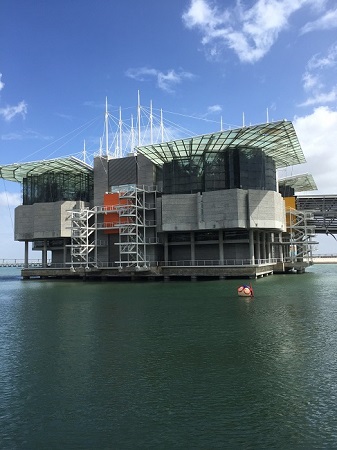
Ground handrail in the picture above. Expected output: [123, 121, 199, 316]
[6, 255, 333, 270]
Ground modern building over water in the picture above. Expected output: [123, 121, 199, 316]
[0, 114, 318, 280]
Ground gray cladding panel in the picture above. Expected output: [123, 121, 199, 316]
[15, 201, 86, 240]
[202, 189, 247, 228]
[248, 190, 285, 230]
[162, 194, 199, 231]
[94, 156, 109, 207]
[137, 154, 156, 186]
[161, 189, 285, 232]
[109, 157, 137, 187]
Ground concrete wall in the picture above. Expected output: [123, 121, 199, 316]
[15, 205, 34, 240]
[202, 189, 247, 229]
[15, 201, 87, 240]
[248, 190, 285, 231]
[161, 193, 199, 231]
[161, 189, 285, 232]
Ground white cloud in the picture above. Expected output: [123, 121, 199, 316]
[182, 0, 325, 63]
[301, 7, 337, 34]
[1, 129, 52, 141]
[0, 73, 4, 91]
[300, 43, 337, 106]
[199, 104, 223, 119]
[126, 67, 194, 93]
[307, 44, 337, 70]
[0, 73, 27, 121]
[0, 191, 21, 207]
[293, 106, 337, 194]
[300, 87, 337, 106]
[0, 100, 27, 121]
[207, 104, 222, 114]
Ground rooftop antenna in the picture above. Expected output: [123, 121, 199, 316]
[119, 106, 123, 158]
[160, 108, 164, 143]
[137, 90, 141, 146]
[242, 112, 245, 127]
[150, 100, 153, 144]
[115, 134, 119, 158]
[105, 96, 109, 157]
[220, 116, 223, 131]
[131, 114, 136, 154]
[266, 107, 269, 124]
[83, 139, 86, 164]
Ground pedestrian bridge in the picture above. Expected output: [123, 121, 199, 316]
[297, 195, 337, 234]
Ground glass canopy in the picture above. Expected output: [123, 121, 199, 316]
[278, 173, 317, 193]
[0, 156, 92, 183]
[136, 120, 306, 169]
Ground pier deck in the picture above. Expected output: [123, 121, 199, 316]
[19, 262, 306, 281]
[2, 255, 335, 281]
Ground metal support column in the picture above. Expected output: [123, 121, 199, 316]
[191, 231, 195, 264]
[249, 229, 255, 264]
[24, 241, 29, 269]
[255, 231, 261, 263]
[42, 239, 48, 268]
[219, 230, 224, 264]
[164, 233, 168, 264]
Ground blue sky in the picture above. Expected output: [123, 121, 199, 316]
[1, 0, 337, 258]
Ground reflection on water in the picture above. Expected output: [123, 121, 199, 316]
[0, 265, 337, 448]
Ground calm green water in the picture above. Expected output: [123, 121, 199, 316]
[1, 265, 337, 449]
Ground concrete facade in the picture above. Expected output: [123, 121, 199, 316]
[15, 200, 87, 240]
[160, 189, 285, 233]
[248, 190, 286, 231]
[9, 118, 314, 279]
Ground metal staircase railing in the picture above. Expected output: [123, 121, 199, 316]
[286, 207, 315, 263]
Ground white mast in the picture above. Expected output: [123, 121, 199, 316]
[131, 114, 135, 154]
[119, 106, 123, 158]
[220, 116, 223, 131]
[115, 135, 119, 158]
[137, 90, 141, 146]
[105, 97, 109, 157]
[160, 108, 164, 143]
[150, 100, 153, 144]
[242, 112, 245, 127]
[266, 107, 269, 124]
[83, 140, 86, 163]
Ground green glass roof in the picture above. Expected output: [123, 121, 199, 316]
[136, 120, 306, 169]
[278, 173, 317, 193]
[0, 156, 93, 183]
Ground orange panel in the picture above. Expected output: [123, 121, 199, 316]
[284, 197, 296, 209]
[103, 193, 130, 234]
[284, 196, 297, 228]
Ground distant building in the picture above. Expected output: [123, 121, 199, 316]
[0, 120, 318, 279]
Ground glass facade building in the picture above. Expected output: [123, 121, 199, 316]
[162, 147, 276, 194]
[22, 171, 93, 205]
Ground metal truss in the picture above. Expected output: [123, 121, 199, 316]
[68, 208, 95, 268]
[114, 185, 157, 269]
[285, 207, 316, 263]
